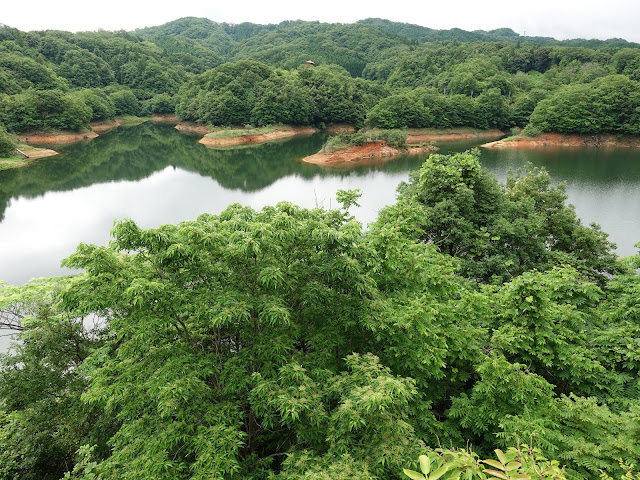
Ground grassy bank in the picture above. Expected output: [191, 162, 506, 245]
[0, 145, 57, 170]
[203, 125, 294, 139]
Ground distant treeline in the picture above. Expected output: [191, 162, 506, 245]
[1, 17, 640, 138]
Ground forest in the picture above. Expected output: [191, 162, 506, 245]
[2, 16, 640, 151]
[2, 16, 640, 480]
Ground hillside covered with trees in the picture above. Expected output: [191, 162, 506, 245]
[2, 16, 640, 145]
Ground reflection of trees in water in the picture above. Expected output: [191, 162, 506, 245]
[479, 148, 640, 186]
[3, 122, 639, 223]
[0, 123, 429, 221]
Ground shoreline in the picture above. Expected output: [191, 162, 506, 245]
[151, 114, 178, 124]
[406, 128, 505, 144]
[17, 131, 99, 145]
[3, 116, 173, 170]
[301, 142, 436, 166]
[482, 132, 640, 149]
[20, 115, 175, 144]
[198, 127, 318, 148]
[0, 148, 59, 169]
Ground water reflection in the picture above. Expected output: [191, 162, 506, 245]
[0, 122, 638, 287]
[479, 147, 640, 257]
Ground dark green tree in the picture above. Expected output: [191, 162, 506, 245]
[0, 278, 111, 480]
[366, 94, 433, 128]
[108, 88, 140, 116]
[376, 149, 620, 284]
[0, 124, 16, 156]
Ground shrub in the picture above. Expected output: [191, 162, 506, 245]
[521, 125, 542, 137]
[322, 129, 407, 152]
[0, 124, 15, 156]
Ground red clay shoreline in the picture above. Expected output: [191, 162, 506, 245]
[18, 131, 99, 145]
[9, 116, 176, 165]
[406, 128, 504, 143]
[301, 142, 436, 166]
[482, 133, 640, 149]
[198, 127, 318, 148]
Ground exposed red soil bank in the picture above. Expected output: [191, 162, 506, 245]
[199, 127, 318, 148]
[482, 133, 640, 149]
[301, 142, 436, 166]
[17, 131, 99, 145]
[90, 119, 124, 133]
[406, 129, 504, 144]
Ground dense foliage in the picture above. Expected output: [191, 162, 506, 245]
[377, 149, 621, 284]
[1, 150, 639, 480]
[322, 129, 408, 151]
[0, 125, 15, 156]
[2, 16, 640, 134]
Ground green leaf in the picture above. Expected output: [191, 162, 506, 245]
[420, 454, 431, 475]
[483, 470, 507, 480]
[504, 462, 521, 472]
[494, 450, 507, 465]
[405, 469, 426, 480]
[482, 460, 506, 471]
[429, 465, 450, 480]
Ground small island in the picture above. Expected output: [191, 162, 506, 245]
[197, 125, 318, 148]
[301, 129, 437, 166]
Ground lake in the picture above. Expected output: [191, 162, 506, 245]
[1, 122, 639, 286]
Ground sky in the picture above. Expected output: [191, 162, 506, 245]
[2, 0, 640, 43]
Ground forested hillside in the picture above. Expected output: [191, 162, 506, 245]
[2, 15, 640, 146]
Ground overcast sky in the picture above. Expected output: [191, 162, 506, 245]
[3, 0, 640, 43]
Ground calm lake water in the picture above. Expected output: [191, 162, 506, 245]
[1, 122, 639, 287]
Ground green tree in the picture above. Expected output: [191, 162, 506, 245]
[0, 52, 67, 92]
[0, 124, 15, 156]
[56, 201, 432, 480]
[142, 92, 175, 115]
[75, 89, 116, 121]
[474, 88, 509, 129]
[1, 89, 92, 132]
[109, 88, 140, 116]
[376, 150, 620, 284]
[251, 74, 314, 125]
[366, 94, 433, 128]
[528, 83, 603, 133]
[0, 278, 110, 480]
[58, 49, 114, 88]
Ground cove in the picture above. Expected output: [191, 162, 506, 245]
[0, 122, 639, 289]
